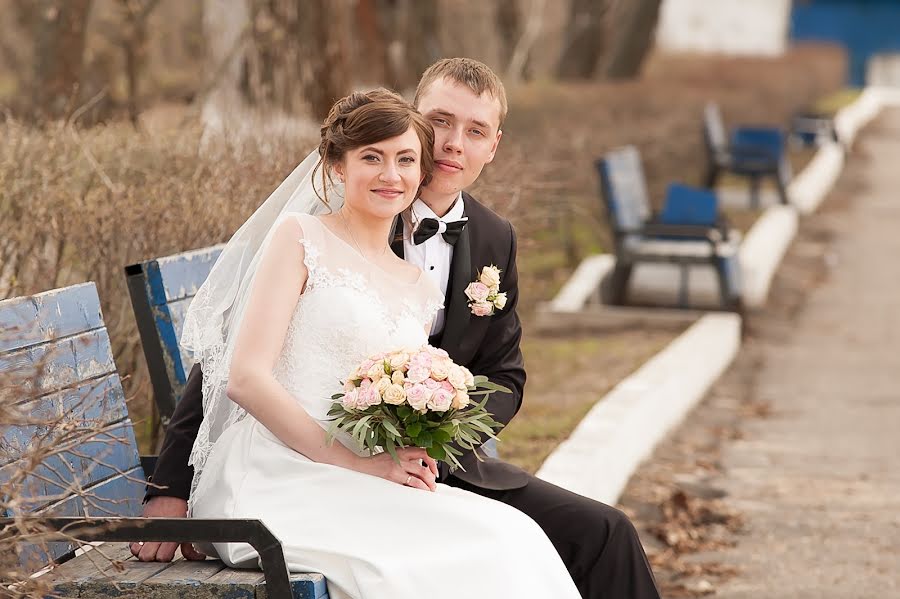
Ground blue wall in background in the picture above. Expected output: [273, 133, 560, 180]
[790, 0, 900, 86]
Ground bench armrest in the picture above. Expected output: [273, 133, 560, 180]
[0, 517, 292, 599]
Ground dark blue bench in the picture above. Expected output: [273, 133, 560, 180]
[0, 282, 325, 598]
[126, 246, 500, 457]
[596, 145, 742, 310]
[703, 102, 791, 209]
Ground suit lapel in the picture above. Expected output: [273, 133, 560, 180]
[439, 207, 473, 358]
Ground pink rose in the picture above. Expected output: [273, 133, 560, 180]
[428, 388, 454, 412]
[424, 378, 440, 391]
[471, 301, 494, 317]
[341, 389, 359, 410]
[440, 380, 454, 392]
[465, 281, 490, 303]
[407, 364, 431, 384]
[343, 379, 357, 393]
[406, 383, 430, 411]
[410, 351, 432, 369]
[426, 346, 449, 358]
[359, 385, 382, 407]
[356, 359, 375, 378]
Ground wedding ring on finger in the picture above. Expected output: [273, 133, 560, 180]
[405, 474, 412, 486]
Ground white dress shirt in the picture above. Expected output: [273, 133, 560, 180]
[403, 194, 466, 336]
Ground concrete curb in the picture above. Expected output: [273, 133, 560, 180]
[535, 313, 742, 505]
[533, 87, 900, 505]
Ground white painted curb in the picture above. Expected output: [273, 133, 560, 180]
[739, 204, 799, 308]
[536, 313, 742, 505]
[548, 255, 614, 312]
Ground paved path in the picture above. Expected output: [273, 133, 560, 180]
[710, 110, 900, 597]
[623, 110, 900, 599]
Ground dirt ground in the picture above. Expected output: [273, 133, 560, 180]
[617, 114, 900, 597]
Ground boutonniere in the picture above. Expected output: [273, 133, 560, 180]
[464, 265, 507, 316]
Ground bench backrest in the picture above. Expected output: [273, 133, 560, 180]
[595, 145, 652, 237]
[0, 282, 145, 565]
[126, 245, 224, 422]
[703, 102, 728, 157]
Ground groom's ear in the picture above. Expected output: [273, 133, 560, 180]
[485, 129, 503, 165]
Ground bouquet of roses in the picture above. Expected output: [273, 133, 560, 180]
[326, 345, 509, 471]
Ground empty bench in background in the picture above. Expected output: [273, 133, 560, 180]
[595, 145, 742, 310]
[0, 282, 325, 599]
[703, 102, 792, 209]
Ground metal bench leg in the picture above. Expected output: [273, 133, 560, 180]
[704, 164, 720, 188]
[749, 176, 761, 210]
[678, 265, 690, 309]
[609, 262, 633, 305]
[774, 173, 790, 205]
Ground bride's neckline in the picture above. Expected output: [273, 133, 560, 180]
[312, 216, 423, 286]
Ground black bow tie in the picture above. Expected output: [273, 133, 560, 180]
[413, 218, 467, 246]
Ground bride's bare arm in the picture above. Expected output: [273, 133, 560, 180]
[225, 218, 437, 490]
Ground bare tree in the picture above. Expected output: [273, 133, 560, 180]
[556, 0, 610, 80]
[30, 0, 93, 119]
[603, 0, 661, 80]
[505, 0, 545, 85]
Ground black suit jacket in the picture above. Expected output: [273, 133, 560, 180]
[147, 192, 529, 502]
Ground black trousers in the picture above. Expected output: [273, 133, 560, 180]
[448, 474, 661, 599]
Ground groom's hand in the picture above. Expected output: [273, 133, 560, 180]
[130, 496, 206, 562]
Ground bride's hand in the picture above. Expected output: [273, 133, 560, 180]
[359, 447, 438, 492]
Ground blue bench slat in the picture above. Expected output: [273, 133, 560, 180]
[165, 297, 194, 379]
[600, 146, 652, 232]
[0, 283, 103, 353]
[154, 245, 224, 304]
[0, 328, 116, 398]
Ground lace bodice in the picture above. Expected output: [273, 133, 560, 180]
[271, 213, 443, 451]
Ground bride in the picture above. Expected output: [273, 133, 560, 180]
[184, 88, 581, 599]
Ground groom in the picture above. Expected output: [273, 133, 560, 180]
[136, 58, 660, 599]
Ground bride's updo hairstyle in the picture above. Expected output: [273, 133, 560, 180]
[315, 88, 435, 209]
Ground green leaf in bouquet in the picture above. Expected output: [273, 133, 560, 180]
[397, 405, 412, 419]
[427, 444, 447, 460]
[432, 428, 452, 444]
[384, 436, 401, 465]
[382, 420, 402, 439]
[416, 430, 433, 448]
[471, 375, 489, 385]
[475, 381, 512, 394]
[405, 422, 422, 438]
[351, 415, 373, 443]
[445, 444, 464, 456]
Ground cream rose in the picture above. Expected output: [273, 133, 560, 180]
[461, 366, 475, 388]
[383, 384, 406, 405]
[391, 370, 405, 385]
[430, 358, 451, 381]
[479, 265, 501, 288]
[447, 365, 467, 390]
[375, 376, 392, 395]
[388, 351, 410, 371]
[367, 361, 387, 380]
[493, 292, 508, 310]
[451, 389, 470, 409]
[406, 383, 430, 411]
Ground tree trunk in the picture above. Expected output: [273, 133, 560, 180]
[556, 0, 609, 80]
[603, 0, 661, 80]
[495, 0, 521, 69]
[31, 0, 93, 119]
[304, 0, 353, 121]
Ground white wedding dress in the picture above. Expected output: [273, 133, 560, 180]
[190, 213, 581, 599]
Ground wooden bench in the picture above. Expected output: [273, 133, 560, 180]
[125, 245, 224, 425]
[126, 246, 500, 456]
[0, 282, 327, 598]
[703, 102, 791, 208]
[595, 145, 742, 310]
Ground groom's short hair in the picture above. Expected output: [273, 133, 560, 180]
[414, 58, 508, 128]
